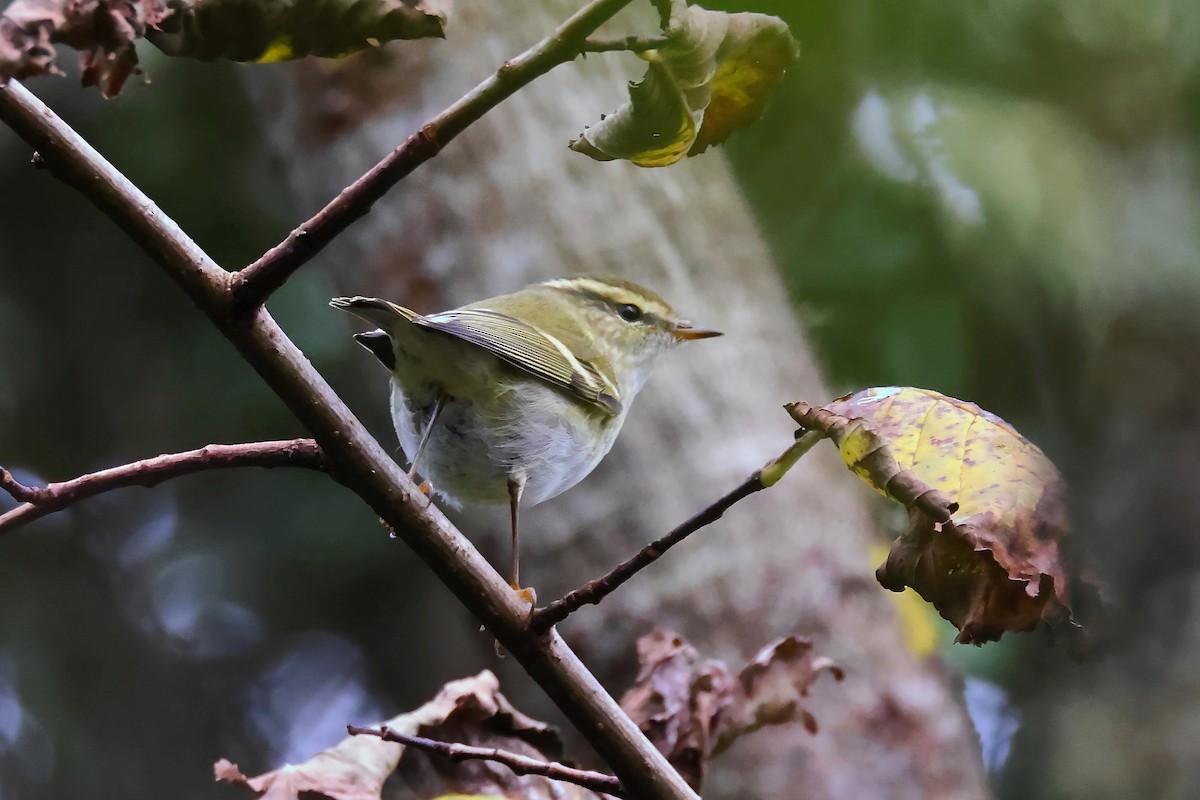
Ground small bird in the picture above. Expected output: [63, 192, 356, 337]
[331, 275, 721, 589]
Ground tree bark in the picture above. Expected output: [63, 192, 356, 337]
[247, 4, 988, 797]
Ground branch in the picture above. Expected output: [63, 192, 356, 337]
[532, 435, 820, 633]
[581, 34, 670, 53]
[0, 78, 696, 800]
[347, 724, 626, 798]
[0, 440, 325, 536]
[230, 0, 640, 313]
[532, 475, 764, 632]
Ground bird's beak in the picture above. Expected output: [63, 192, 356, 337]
[670, 321, 723, 341]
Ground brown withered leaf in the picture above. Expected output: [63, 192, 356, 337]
[216, 670, 607, 800]
[619, 629, 842, 790]
[790, 386, 1099, 649]
[147, 0, 447, 64]
[1, 0, 445, 96]
[0, 0, 168, 96]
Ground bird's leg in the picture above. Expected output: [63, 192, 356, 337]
[507, 475, 525, 590]
[407, 392, 446, 484]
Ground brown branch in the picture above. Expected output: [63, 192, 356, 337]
[533, 473, 767, 633]
[347, 724, 625, 798]
[0, 440, 325, 536]
[0, 75, 696, 800]
[230, 0, 640, 314]
[580, 34, 670, 53]
[532, 433, 822, 633]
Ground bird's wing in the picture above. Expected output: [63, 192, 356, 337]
[330, 296, 419, 328]
[415, 308, 622, 416]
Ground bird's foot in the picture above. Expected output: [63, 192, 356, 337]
[512, 585, 537, 607]
[378, 518, 397, 540]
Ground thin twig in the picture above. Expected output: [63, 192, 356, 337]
[0, 440, 326, 536]
[230, 0, 640, 314]
[533, 475, 764, 633]
[581, 34, 670, 53]
[0, 470, 42, 503]
[785, 402, 959, 523]
[347, 725, 625, 798]
[533, 434, 822, 633]
[0, 76, 697, 800]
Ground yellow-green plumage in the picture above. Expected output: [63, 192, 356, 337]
[331, 275, 720, 585]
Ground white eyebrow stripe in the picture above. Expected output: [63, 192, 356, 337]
[543, 278, 625, 298]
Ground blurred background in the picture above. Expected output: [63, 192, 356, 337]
[2, 0, 1199, 797]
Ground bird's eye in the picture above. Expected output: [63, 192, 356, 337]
[616, 303, 644, 322]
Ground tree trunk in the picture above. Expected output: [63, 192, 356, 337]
[247, 4, 987, 797]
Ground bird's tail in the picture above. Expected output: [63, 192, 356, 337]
[329, 296, 419, 329]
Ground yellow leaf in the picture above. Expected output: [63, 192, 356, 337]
[255, 35, 297, 63]
[827, 387, 1059, 532]
[570, 0, 798, 167]
[792, 387, 1100, 651]
[870, 543, 939, 658]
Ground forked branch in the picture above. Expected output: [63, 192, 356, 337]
[0, 63, 696, 800]
[0, 440, 327, 536]
[231, 0, 641, 313]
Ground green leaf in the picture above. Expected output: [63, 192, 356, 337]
[570, 0, 798, 167]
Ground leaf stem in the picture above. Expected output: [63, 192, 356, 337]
[581, 34, 670, 53]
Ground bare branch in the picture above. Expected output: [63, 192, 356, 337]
[0, 469, 42, 504]
[533, 474, 766, 633]
[581, 35, 670, 53]
[0, 78, 697, 800]
[230, 0, 640, 313]
[347, 724, 626, 798]
[532, 434, 822, 633]
[0, 440, 326, 536]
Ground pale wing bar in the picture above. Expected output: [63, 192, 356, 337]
[416, 308, 622, 416]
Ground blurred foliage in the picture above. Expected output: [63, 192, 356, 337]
[2, 1, 1200, 798]
[711, 0, 1200, 797]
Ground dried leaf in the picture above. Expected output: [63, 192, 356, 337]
[619, 629, 841, 790]
[216, 671, 607, 800]
[869, 543, 942, 658]
[717, 635, 845, 751]
[795, 386, 1097, 647]
[0, 0, 445, 96]
[148, 0, 447, 63]
[0, 0, 169, 96]
[570, 0, 798, 167]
